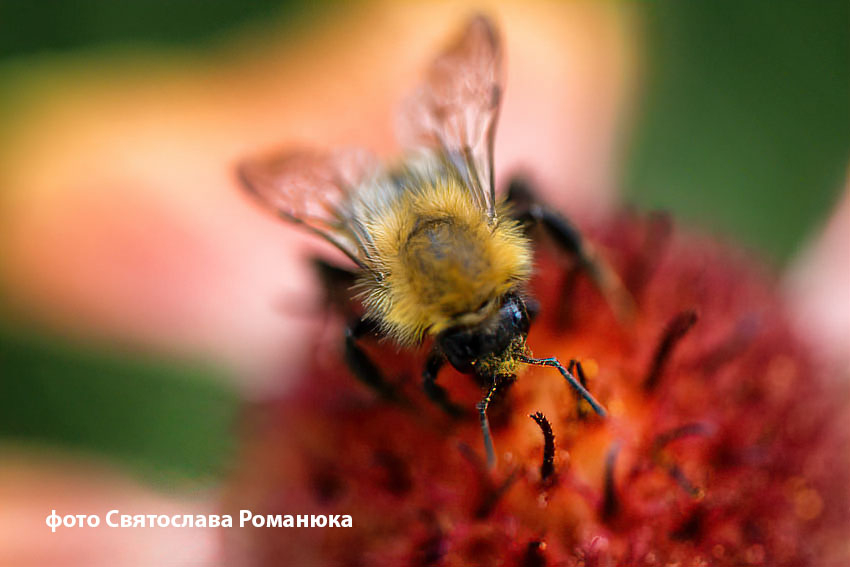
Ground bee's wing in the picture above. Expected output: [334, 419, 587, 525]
[236, 148, 381, 272]
[398, 15, 503, 222]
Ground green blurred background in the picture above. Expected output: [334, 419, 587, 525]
[0, 0, 847, 484]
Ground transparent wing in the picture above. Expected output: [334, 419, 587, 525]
[398, 15, 504, 222]
[236, 147, 381, 271]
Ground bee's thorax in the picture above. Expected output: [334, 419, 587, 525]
[355, 163, 533, 346]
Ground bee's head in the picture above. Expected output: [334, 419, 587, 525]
[437, 293, 531, 374]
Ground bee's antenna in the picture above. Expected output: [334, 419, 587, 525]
[476, 380, 501, 469]
[518, 355, 607, 417]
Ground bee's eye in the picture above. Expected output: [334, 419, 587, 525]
[500, 294, 530, 335]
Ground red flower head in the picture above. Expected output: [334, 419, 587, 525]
[227, 210, 849, 566]
[225, 14, 849, 567]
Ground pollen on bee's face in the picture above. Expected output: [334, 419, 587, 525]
[223, 212, 849, 567]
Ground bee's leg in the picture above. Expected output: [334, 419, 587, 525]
[422, 351, 467, 418]
[477, 380, 501, 469]
[312, 260, 405, 403]
[518, 354, 607, 417]
[344, 318, 402, 403]
[506, 178, 635, 323]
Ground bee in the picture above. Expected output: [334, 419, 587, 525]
[237, 16, 630, 467]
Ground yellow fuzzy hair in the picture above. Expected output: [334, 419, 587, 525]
[356, 176, 532, 346]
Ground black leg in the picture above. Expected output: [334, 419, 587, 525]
[313, 258, 359, 316]
[344, 318, 401, 402]
[422, 351, 467, 418]
[507, 178, 584, 256]
[507, 178, 635, 323]
[518, 354, 607, 417]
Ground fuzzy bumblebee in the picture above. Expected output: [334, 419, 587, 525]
[346, 158, 533, 348]
[237, 16, 626, 466]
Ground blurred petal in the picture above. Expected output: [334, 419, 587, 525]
[785, 177, 850, 371]
[0, 449, 217, 567]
